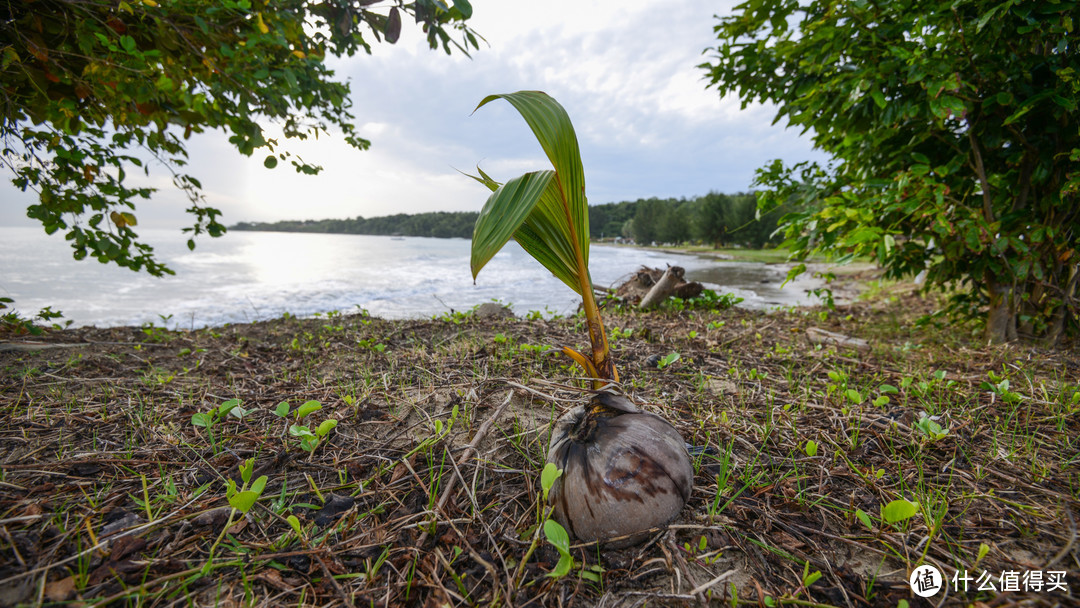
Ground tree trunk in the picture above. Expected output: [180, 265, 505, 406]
[985, 278, 1018, 344]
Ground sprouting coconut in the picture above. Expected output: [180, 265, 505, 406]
[469, 91, 692, 545]
[546, 392, 693, 545]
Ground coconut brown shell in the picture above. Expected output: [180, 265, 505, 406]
[546, 396, 693, 545]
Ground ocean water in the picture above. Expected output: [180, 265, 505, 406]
[0, 227, 821, 329]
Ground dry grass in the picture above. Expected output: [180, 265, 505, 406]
[0, 289, 1077, 607]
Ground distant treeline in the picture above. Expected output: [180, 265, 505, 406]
[231, 192, 788, 247]
[591, 192, 788, 248]
[231, 211, 479, 239]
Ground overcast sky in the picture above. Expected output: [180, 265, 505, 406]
[1, 0, 827, 230]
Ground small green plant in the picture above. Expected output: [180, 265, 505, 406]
[881, 498, 918, 527]
[981, 370, 1023, 404]
[913, 413, 949, 442]
[1, 302, 71, 335]
[683, 534, 722, 565]
[357, 338, 387, 352]
[656, 352, 681, 369]
[192, 399, 248, 454]
[668, 289, 744, 312]
[273, 400, 338, 454]
[203, 458, 267, 574]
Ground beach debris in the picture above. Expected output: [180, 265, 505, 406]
[473, 302, 515, 319]
[806, 327, 871, 352]
[614, 266, 704, 309]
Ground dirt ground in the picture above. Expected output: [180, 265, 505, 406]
[0, 285, 1077, 607]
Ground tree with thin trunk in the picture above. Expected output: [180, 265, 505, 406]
[701, 0, 1079, 345]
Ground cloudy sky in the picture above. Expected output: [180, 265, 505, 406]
[1, 0, 826, 230]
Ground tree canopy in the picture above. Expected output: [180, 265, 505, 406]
[1, 0, 477, 276]
[702, 0, 1079, 344]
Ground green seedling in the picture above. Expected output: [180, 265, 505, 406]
[683, 535, 722, 565]
[192, 398, 246, 428]
[914, 413, 949, 442]
[517, 463, 595, 584]
[203, 458, 267, 574]
[192, 398, 247, 454]
[981, 371, 1023, 404]
[274, 400, 338, 454]
[801, 561, 823, 589]
[657, 352, 681, 369]
[881, 499, 918, 527]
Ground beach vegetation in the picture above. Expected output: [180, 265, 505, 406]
[702, 0, 1080, 345]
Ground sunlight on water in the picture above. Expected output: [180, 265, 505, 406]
[0, 227, 823, 329]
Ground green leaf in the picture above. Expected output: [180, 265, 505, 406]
[316, 419, 337, 437]
[471, 171, 566, 283]
[543, 518, 570, 554]
[543, 518, 573, 578]
[451, 0, 472, 18]
[218, 398, 241, 416]
[250, 475, 267, 497]
[295, 400, 322, 420]
[287, 515, 303, 537]
[844, 389, 864, 404]
[541, 462, 563, 502]
[274, 401, 290, 417]
[870, 90, 886, 109]
[289, 424, 313, 438]
[803, 440, 818, 457]
[471, 92, 591, 295]
[228, 489, 261, 513]
[191, 412, 211, 427]
[855, 508, 873, 530]
[239, 458, 254, 484]
[263, 155, 277, 169]
[882, 499, 918, 524]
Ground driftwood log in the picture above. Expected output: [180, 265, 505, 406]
[806, 327, 871, 352]
[614, 266, 704, 310]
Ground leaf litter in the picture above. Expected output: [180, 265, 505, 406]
[0, 287, 1077, 607]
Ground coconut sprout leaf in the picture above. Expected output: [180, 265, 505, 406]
[511, 177, 590, 293]
[473, 91, 591, 273]
[475, 92, 589, 260]
[470, 170, 556, 279]
[470, 165, 590, 294]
